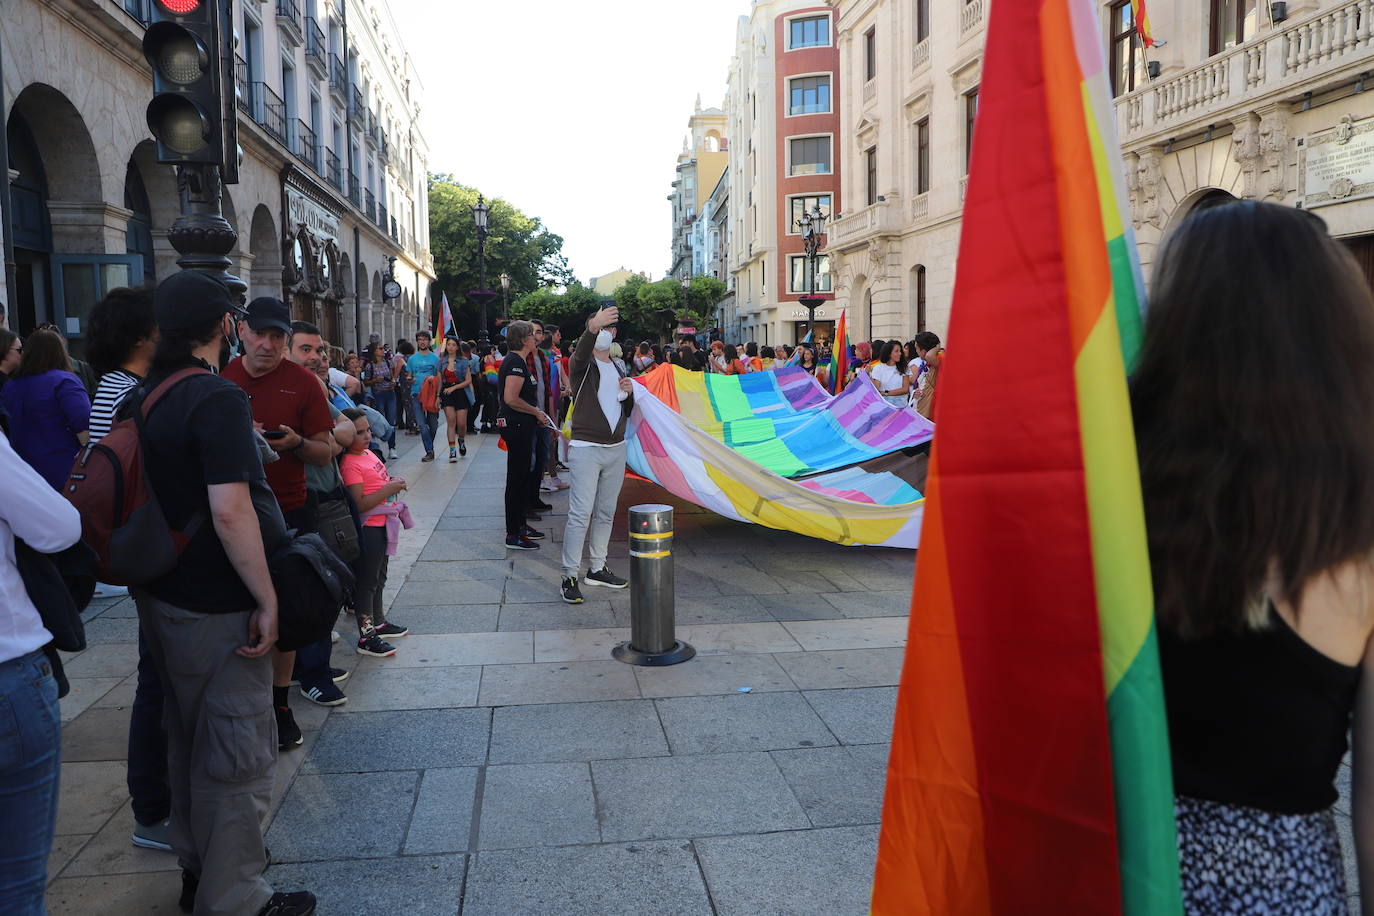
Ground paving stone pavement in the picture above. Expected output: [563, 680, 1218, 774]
[42, 431, 1362, 915]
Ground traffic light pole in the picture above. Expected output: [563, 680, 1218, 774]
[169, 163, 246, 298]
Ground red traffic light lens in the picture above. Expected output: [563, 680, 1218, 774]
[156, 0, 202, 12]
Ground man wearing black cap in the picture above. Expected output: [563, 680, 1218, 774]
[133, 271, 317, 916]
[222, 296, 335, 752]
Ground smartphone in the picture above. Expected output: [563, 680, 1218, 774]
[262, 430, 288, 440]
[600, 301, 617, 327]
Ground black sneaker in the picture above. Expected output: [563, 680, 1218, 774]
[458, 439, 467, 457]
[521, 525, 546, 540]
[330, 667, 349, 684]
[356, 635, 397, 657]
[560, 577, 585, 604]
[505, 535, 540, 550]
[275, 705, 303, 750]
[299, 679, 347, 707]
[532, 499, 554, 512]
[584, 566, 629, 589]
[179, 869, 198, 913]
[373, 621, 409, 639]
[257, 890, 317, 916]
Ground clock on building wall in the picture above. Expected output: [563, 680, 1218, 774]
[384, 279, 402, 300]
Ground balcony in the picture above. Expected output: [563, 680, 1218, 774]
[364, 188, 376, 223]
[391, 217, 400, 244]
[377, 201, 388, 231]
[350, 88, 367, 124]
[913, 38, 931, 70]
[862, 80, 876, 104]
[828, 199, 902, 249]
[365, 114, 379, 148]
[329, 54, 347, 99]
[326, 150, 343, 192]
[234, 55, 252, 116]
[276, 0, 302, 47]
[295, 121, 319, 173]
[305, 18, 328, 79]
[347, 170, 361, 207]
[378, 132, 389, 164]
[960, 0, 985, 39]
[256, 83, 287, 144]
[911, 193, 930, 222]
[1116, 0, 1374, 142]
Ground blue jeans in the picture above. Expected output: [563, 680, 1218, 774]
[411, 393, 438, 454]
[127, 632, 170, 827]
[372, 388, 397, 449]
[0, 649, 61, 915]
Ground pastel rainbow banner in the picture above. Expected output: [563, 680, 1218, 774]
[870, 0, 1179, 911]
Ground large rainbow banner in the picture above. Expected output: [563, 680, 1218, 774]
[870, 0, 1180, 910]
[626, 364, 931, 548]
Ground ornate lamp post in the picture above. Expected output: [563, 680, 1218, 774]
[499, 271, 511, 322]
[796, 203, 829, 342]
[468, 195, 497, 347]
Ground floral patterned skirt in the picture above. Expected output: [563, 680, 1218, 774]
[1175, 795, 1349, 914]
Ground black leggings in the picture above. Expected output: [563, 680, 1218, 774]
[353, 526, 389, 635]
[500, 421, 536, 536]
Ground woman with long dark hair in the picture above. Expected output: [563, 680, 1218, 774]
[1131, 201, 1374, 912]
[0, 329, 20, 393]
[870, 340, 909, 407]
[362, 343, 399, 459]
[0, 328, 90, 489]
[438, 335, 470, 460]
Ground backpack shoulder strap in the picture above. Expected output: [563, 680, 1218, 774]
[139, 367, 212, 420]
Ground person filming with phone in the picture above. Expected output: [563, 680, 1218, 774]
[497, 320, 552, 550]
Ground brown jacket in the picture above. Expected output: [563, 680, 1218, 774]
[567, 333, 634, 445]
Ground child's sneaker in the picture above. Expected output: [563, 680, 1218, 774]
[373, 621, 409, 639]
[449, 446, 457, 463]
[356, 635, 397, 657]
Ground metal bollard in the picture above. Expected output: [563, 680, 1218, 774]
[612, 504, 696, 666]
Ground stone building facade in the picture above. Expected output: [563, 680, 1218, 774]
[824, 0, 1374, 345]
[2, 0, 434, 357]
[668, 98, 728, 281]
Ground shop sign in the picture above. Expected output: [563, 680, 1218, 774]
[789, 308, 828, 319]
[286, 186, 340, 245]
[1298, 114, 1374, 209]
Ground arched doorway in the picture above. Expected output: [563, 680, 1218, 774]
[8, 84, 132, 352]
[124, 160, 155, 287]
[247, 204, 281, 302]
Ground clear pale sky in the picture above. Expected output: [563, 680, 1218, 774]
[391, 0, 752, 285]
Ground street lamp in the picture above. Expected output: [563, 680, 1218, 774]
[796, 203, 829, 343]
[468, 195, 497, 348]
[499, 272, 511, 322]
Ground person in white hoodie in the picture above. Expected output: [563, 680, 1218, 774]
[558, 306, 635, 604]
[0, 422, 81, 911]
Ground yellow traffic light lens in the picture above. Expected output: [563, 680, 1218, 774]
[157, 34, 206, 83]
[147, 96, 209, 154]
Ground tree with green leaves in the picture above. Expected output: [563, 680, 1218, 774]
[623, 276, 727, 341]
[428, 174, 575, 340]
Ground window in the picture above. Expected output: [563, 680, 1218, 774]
[1210, 0, 1258, 52]
[964, 89, 979, 174]
[789, 136, 832, 175]
[789, 15, 830, 49]
[1109, 0, 1145, 96]
[913, 265, 927, 332]
[866, 147, 878, 206]
[915, 0, 930, 42]
[916, 118, 930, 194]
[864, 28, 877, 81]
[789, 194, 833, 232]
[789, 76, 832, 115]
[790, 254, 832, 293]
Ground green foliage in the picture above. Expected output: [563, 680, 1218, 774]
[427, 174, 575, 340]
[620, 276, 728, 340]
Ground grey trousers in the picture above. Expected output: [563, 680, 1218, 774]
[133, 591, 275, 916]
[561, 442, 628, 577]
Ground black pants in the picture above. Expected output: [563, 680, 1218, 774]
[127, 630, 169, 827]
[527, 425, 549, 507]
[501, 420, 536, 536]
[353, 526, 389, 635]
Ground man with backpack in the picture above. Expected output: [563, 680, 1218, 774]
[132, 271, 316, 916]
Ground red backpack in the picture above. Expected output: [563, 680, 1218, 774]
[63, 367, 209, 586]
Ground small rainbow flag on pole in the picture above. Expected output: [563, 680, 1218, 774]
[870, 0, 1179, 910]
[828, 309, 849, 395]
[435, 292, 454, 340]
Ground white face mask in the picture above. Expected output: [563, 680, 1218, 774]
[595, 329, 614, 351]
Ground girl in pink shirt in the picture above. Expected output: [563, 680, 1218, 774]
[340, 409, 409, 657]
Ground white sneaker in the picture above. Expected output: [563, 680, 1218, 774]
[330, 630, 340, 644]
[92, 582, 128, 599]
[387, 450, 399, 460]
[548, 477, 570, 491]
[539, 480, 557, 492]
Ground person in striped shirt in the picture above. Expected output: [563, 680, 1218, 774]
[87, 287, 158, 443]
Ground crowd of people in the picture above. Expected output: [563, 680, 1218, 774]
[0, 199, 1370, 915]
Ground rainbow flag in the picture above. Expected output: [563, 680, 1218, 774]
[870, 0, 1179, 910]
[828, 309, 850, 395]
[435, 292, 454, 340]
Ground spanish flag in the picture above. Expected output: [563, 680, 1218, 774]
[869, 0, 1180, 910]
[1134, 0, 1156, 47]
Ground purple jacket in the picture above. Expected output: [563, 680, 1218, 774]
[1, 370, 90, 490]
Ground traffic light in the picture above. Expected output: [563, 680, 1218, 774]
[143, 0, 234, 176]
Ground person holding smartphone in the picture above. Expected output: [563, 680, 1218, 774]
[498, 320, 551, 550]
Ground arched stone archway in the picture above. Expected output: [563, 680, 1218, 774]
[125, 140, 181, 283]
[247, 204, 281, 301]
